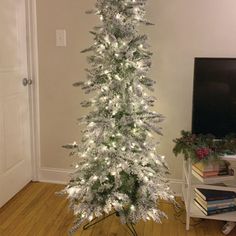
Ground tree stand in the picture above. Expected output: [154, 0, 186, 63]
[83, 211, 138, 236]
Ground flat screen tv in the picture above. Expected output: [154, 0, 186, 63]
[192, 58, 236, 138]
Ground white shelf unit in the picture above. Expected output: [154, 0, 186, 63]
[182, 158, 236, 230]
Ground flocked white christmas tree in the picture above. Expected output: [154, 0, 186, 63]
[62, 0, 175, 234]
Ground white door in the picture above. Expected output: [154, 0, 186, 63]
[0, 0, 32, 207]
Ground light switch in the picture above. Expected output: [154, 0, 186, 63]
[56, 29, 67, 47]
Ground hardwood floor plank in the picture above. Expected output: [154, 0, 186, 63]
[0, 182, 235, 236]
[0, 183, 45, 228]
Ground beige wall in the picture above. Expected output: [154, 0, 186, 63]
[36, 0, 236, 180]
[36, 0, 97, 170]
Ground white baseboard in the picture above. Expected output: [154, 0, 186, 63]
[38, 167, 183, 196]
[38, 167, 71, 184]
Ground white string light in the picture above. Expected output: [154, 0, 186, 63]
[93, 176, 98, 181]
[62, 0, 174, 232]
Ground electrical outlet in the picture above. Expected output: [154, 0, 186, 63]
[56, 29, 67, 47]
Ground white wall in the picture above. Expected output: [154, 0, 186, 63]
[149, 0, 236, 180]
[36, 0, 236, 188]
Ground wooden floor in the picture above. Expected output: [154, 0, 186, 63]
[0, 182, 234, 236]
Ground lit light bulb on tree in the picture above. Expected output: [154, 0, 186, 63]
[104, 35, 110, 43]
[81, 152, 87, 158]
[136, 61, 143, 68]
[88, 122, 95, 127]
[116, 13, 121, 20]
[134, 7, 139, 13]
[130, 205, 136, 211]
[139, 44, 144, 50]
[93, 176, 98, 181]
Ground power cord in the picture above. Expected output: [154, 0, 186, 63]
[161, 198, 205, 227]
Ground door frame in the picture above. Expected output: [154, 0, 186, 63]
[25, 0, 40, 181]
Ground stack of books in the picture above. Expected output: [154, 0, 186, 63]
[192, 161, 234, 183]
[194, 188, 236, 216]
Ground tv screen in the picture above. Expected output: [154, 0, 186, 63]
[192, 58, 236, 138]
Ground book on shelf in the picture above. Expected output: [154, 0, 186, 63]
[192, 160, 233, 178]
[218, 170, 233, 176]
[194, 188, 236, 201]
[194, 199, 236, 216]
[192, 170, 234, 184]
[195, 194, 236, 206]
[193, 162, 221, 172]
[192, 166, 218, 177]
[194, 160, 230, 171]
[195, 196, 236, 211]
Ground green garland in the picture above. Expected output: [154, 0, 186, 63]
[173, 131, 236, 163]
